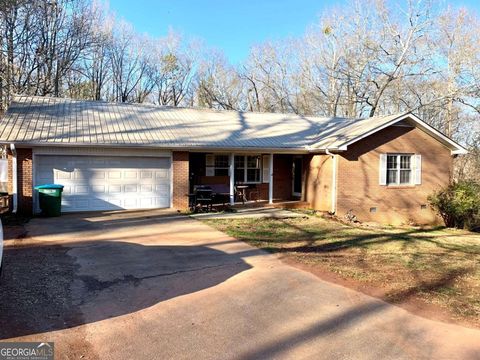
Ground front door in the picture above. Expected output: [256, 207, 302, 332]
[292, 157, 302, 197]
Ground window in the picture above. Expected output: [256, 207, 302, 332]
[386, 154, 412, 185]
[213, 155, 229, 176]
[205, 154, 229, 176]
[234, 156, 245, 183]
[235, 155, 261, 183]
[205, 154, 262, 183]
[247, 155, 261, 183]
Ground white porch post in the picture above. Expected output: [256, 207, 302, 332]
[229, 153, 235, 205]
[268, 153, 274, 204]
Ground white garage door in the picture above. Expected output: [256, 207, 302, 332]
[35, 155, 171, 212]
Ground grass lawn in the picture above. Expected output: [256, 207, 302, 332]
[204, 214, 480, 327]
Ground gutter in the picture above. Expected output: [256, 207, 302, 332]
[14, 142, 312, 155]
[10, 144, 17, 214]
[325, 149, 337, 214]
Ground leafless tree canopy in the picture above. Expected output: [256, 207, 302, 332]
[0, 0, 479, 178]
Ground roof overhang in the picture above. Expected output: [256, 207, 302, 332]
[0, 141, 311, 154]
[332, 113, 468, 155]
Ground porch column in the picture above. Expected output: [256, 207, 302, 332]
[229, 153, 235, 205]
[268, 153, 274, 204]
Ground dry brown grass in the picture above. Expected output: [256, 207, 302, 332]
[204, 215, 480, 327]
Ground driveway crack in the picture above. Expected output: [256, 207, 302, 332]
[78, 261, 246, 292]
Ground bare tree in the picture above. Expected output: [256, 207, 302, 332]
[196, 51, 244, 110]
[150, 32, 197, 106]
[108, 21, 153, 103]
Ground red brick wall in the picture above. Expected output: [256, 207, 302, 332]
[6, 148, 33, 215]
[303, 154, 333, 211]
[172, 151, 189, 210]
[336, 126, 452, 225]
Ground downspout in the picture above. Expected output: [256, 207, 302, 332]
[10, 143, 17, 214]
[325, 149, 337, 214]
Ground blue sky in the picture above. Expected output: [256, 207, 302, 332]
[109, 0, 480, 63]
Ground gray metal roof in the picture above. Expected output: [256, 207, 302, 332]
[0, 96, 466, 153]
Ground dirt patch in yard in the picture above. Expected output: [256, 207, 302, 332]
[205, 216, 480, 329]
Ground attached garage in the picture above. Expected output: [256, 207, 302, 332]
[34, 154, 171, 212]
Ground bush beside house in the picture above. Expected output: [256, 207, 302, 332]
[428, 181, 480, 230]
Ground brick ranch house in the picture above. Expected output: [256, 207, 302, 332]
[0, 96, 467, 224]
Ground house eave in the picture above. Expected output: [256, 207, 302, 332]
[0, 141, 313, 154]
[319, 113, 468, 156]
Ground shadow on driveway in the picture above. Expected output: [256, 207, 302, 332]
[0, 240, 251, 339]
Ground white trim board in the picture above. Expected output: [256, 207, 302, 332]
[33, 147, 172, 157]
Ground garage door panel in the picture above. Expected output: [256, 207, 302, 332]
[92, 185, 105, 193]
[155, 197, 170, 207]
[108, 171, 122, 179]
[75, 185, 89, 194]
[108, 184, 122, 193]
[124, 184, 138, 193]
[140, 171, 153, 179]
[35, 155, 171, 212]
[74, 172, 85, 180]
[156, 170, 168, 178]
[124, 171, 137, 179]
[91, 171, 106, 179]
[155, 184, 169, 192]
[56, 171, 72, 180]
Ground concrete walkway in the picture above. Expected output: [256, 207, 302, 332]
[190, 207, 306, 219]
[1, 210, 479, 360]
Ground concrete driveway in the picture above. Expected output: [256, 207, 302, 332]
[0, 210, 479, 360]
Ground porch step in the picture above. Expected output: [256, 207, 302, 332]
[271, 201, 311, 209]
[190, 208, 307, 220]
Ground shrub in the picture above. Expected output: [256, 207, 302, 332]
[428, 180, 480, 230]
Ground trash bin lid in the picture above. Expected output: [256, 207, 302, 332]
[34, 184, 64, 190]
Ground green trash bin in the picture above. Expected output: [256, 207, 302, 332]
[35, 184, 64, 217]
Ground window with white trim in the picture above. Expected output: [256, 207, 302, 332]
[205, 154, 229, 176]
[235, 155, 261, 183]
[386, 154, 412, 185]
[205, 154, 262, 183]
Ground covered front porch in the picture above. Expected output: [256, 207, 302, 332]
[188, 152, 305, 208]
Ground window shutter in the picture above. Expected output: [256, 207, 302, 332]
[262, 155, 270, 183]
[206, 154, 214, 176]
[414, 154, 422, 185]
[379, 154, 387, 185]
